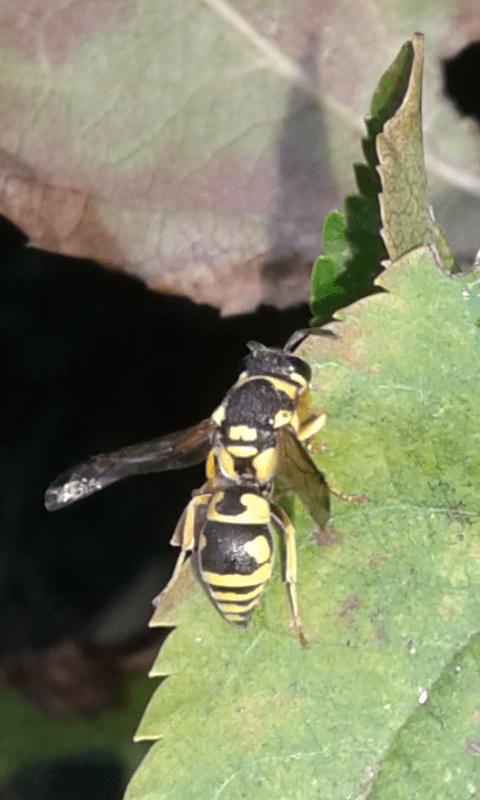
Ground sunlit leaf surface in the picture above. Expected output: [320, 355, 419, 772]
[126, 244, 480, 799]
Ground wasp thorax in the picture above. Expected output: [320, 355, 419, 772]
[223, 379, 291, 431]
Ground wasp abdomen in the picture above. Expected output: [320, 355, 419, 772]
[199, 490, 274, 627]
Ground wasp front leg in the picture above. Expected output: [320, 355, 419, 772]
[271, 503, 307, 648]
[298, 408, 327, 443]
[152, 493, 211, 606]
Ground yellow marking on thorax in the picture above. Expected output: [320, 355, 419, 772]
[233, 371, 249, 387]
[290, 371, 309, 390]
[266, 376, 298, 399]
[273, 409, 293, 428]
[211, 404, 226, 425]
[243, 534, 272, 564]
[234, 371, 308, 395]
[205, 450, 216, 481]
[229, 425, 257, 442]
[217, 449, 237, 480]
[226, 444, 259, 458]
[202, 560, 272, 587]
[252, 447, 276, 482]
[234, 374, 305, 398]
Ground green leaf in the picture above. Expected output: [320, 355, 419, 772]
[125, 244, 480, 799]
[369, 38, 414, 122]
[311, 210, 350, 317]
[464, 276, 480, 335]
[375, 34, 457, 272]
[370, 632, 480, 799]
[311, 33, 456, 326]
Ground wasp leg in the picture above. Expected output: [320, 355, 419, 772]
[271, 503, 308, 648]
[152, 493, 211, 606]
[329, 487, 369, 504]
[297, 411, 368, 505]
[298, 410, 327, 442]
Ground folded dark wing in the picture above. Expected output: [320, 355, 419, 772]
[277, 426, 330, 531]
[45, 417, 215, 511]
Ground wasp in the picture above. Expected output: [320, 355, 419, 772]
[45, 335, 353, 645]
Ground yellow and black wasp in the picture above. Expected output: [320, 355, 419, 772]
[45, 335, 345, 645]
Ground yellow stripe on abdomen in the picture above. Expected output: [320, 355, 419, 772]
[215, 596, 261, 614]
[212, 586, 263, 602]
[202, 560, 272, 587]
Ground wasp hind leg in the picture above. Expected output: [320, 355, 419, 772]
[329, 486, 369, 504]
[272, 503, 308, 648]
[298, 411, 368, 506]
[152, 493, 211, 606]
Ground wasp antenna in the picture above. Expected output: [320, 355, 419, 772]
[309, 327, 338, 340]
[283, 329, 309, 353]
[284, 327, 338, 353]
[246, 340, 268, 354]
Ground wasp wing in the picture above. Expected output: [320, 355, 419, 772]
[277, 426, 330, 531]
[45, 417, 215, 511]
